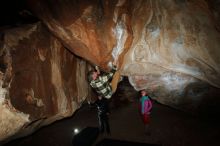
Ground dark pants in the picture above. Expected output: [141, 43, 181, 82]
[98, 114, 110, 134]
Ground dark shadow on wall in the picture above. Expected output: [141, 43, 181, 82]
[0, 0, 38, 27]
[110, 77, 139, 109]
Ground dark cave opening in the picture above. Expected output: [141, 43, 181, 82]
[0, 0, 38, 28]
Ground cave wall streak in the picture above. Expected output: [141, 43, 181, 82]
[0, 23, 89, 143]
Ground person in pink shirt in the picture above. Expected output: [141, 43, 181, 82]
[139, 90, 152, 135]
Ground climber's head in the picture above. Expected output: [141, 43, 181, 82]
[88, 70, 98, 82]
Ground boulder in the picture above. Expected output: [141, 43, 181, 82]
[0, 23, 89, 143]
[28, 0, 220, 114]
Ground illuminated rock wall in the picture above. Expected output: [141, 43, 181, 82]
[1, 0, 220, 142]
[0, 23, 89, 143]
[28, 0, 220, 113]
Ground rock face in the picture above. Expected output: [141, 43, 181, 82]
[0, 23, 89, 143]
[28, 0, 133, 69]
[28, 0, 220, 114]
[0, 0, 220, 143]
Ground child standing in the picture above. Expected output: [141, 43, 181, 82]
[139, 90, 152, 135]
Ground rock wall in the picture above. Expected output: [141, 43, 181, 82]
[28, 0, 220, 114]
[0, 23, 89, 143]
[28, 0, 133, 69]
[0, 0, 220, 142]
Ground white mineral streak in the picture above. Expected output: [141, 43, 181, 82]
[121, 0, 220, 89]
[112, 15, 128, 64]
[0, 72, 7, 103]
[116, 0, 126, 7]
[46, 19, 72, 42]
[0, 65, 29, 143]
[76, 58, 88, 102]
[37, 48, 46, 62]
[0, 102, 29, 141]
[50, 40, 68, 114]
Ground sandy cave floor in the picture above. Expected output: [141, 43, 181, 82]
[3, 96, 220, 146]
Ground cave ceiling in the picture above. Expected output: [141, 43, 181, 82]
[27, 0, 220, 90]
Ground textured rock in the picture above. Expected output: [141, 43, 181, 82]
[0, 23, 89, 143]
[0, 0, 220, 142]
[206, 0, 220, 30]
[0, 101, 29, 142]
[28, 0, 133, 70]
[28, 0, 220, 114]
